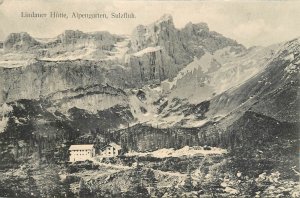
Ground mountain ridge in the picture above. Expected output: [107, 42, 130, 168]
[0, 14, 298, 143]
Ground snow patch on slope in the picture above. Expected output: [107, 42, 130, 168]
[0, 103, 13, 133]
[40, 37, 130, 61]
[54, 93, 127, 114]
[104, 37, 130, 61]
[0, 52, 36, 68]
[126, 146, 227, 158]
[163, 44, 282, 104]
[164, 55, 211, 89]
[127, 85, 211, 128]
[0, 117, 9, 133]
[133, 46, 162, 57]
[128, 86, 162, 124]
[40, 47, 102, 61]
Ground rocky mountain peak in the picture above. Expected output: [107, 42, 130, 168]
[57, 30, 86, 45]
[60, 30, 85, 39]
[4, 32, 40, 51]
[183, 22, 209, 33]
[155, 14, 174, 25]
[130, 14, 177, 52]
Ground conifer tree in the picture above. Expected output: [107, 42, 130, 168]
[183, 164, 194, 192]
[79, 178, 92, 198]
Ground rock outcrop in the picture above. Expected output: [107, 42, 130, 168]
[55, 30, 121, 51]
[126, 14, 245, 85]
[130, 14, 191, 64]
[180, 22, 244, 54]
[4, 32, 40, 51]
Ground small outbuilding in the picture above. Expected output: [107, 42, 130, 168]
[100, 142, 122, 157]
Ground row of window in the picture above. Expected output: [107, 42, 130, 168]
[72, 150, 91, 152]
[72, 153, 89, 156]
[106, 151, 117, 155]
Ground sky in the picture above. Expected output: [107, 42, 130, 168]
[0, 0, 299, 47]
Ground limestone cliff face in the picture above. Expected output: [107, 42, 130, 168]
[47, 83, 129, 114]
[130, 14, 191, 65]
[129, 14, 243, 60]
[126, 15, 191, 85]
[126, 15, 244, 85]
[0, 14, 246, 104]
[0, 60, 126, 104]
[126, 47, 177, 85]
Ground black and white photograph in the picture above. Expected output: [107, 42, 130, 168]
[0, 0, 299, 197]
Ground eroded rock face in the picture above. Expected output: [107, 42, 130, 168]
[0, 60, 108, 104]
[126, 47, 177, 86]
[0, 14, 247, 104]
[130, 14, 244, 60]
[125, 15, 191, 85]
[126, 15, 245, 85]
[130, 14, 190, 64]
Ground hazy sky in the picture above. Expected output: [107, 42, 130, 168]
[0, 0, 299, 47]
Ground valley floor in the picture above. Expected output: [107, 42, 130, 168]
[1, 144, 299, 198]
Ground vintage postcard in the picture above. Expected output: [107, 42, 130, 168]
[0, 0, 299, 197]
